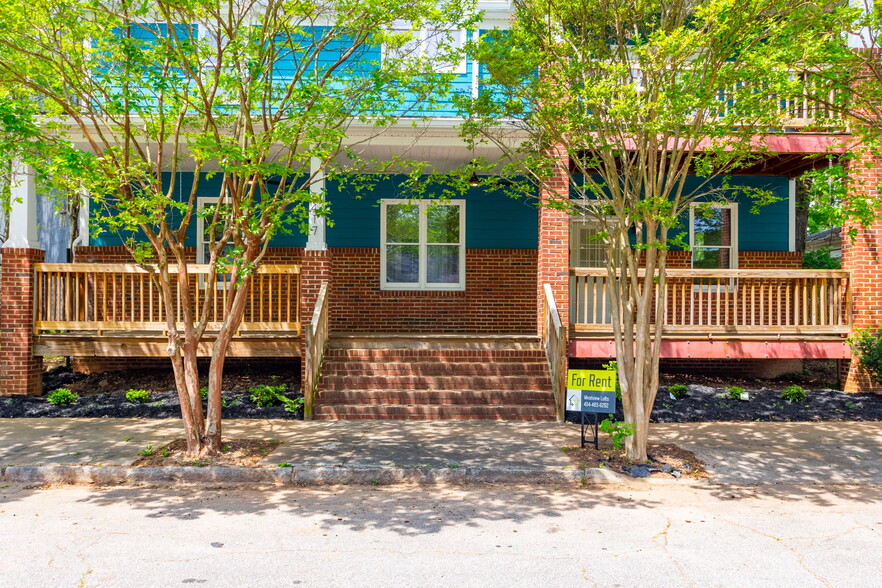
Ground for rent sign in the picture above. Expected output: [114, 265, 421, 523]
[566, 369, 617, 413]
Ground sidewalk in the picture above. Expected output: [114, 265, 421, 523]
[1, 418, 880, 486]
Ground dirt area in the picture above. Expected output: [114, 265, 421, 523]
[131, 439, 282, 468]
[562, 443, 710, 479]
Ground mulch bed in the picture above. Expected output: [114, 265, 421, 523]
[131, 439, 282, 468]
[562, 443, 710, 479]
[0, 366, 303, 419]
[566, 385, 882, 424]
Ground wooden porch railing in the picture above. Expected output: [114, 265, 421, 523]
[570, 268, 851, 337]
[541, 284, 568, 422]
[33, 263, 302, 335]
[303, 281, 329, 421]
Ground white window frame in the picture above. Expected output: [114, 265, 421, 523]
[689, 202, 738, 291]
[196, 196, 236, 289]
[383, 26, 467, 75]
[380, 199, 466, 291]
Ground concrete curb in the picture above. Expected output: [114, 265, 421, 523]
[0, 464, 630, 487]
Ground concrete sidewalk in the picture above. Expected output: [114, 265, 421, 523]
[0, 418, 880, 486]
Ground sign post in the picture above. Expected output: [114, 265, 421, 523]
[566, 369, 617, 449]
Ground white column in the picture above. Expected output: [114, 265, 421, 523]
[72, 189, 90, 248]
[3, 159, 41, 249]
[305, 156, 327, 251]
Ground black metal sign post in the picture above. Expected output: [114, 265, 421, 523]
[580, 411, 600, 449]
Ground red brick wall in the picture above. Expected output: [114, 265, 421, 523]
[842, 152, 882, 393]
[329, 248, 537, 333]
[537, 146, 571, 331]
[665, 250, 803, 269]
[0, 248, 44, 395]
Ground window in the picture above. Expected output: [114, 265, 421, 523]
[689, 203, 738, 270]
[196, 196, 237, 288]
[383, 27, 467, 74]
[381, 200, 465, 290]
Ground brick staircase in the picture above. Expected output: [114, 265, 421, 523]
[313, 335, 557, 420]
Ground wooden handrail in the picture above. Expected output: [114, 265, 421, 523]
[570, 267, 851, 336]
[33, 263, 302, 335]
[541, 284, 568, 422]
[303, 281, 330, 421]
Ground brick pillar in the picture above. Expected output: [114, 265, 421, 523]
[537, 146, 571, 334]
[842, 152, 882, 393]
[300, 249, 332, 393]
[0, 248, 44, 396]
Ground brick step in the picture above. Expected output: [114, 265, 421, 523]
[313, 405, 557, 421]
[322, 361, 550, 376]
[317, 389, 554, 405]
[324, 349, 547, 362]
[320, 374, 551, 390]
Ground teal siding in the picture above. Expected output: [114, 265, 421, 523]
[91, 172, 307, 248]
[326, 175, 538, 249]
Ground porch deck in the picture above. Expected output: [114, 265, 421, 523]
[32, 263, 302, 358]
[569, 268, 852, 359]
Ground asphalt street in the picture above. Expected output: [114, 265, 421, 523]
[2, 482, 880, 587]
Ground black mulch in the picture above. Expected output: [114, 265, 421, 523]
[0, 366, 303, 419]
[566, 385, 882, 424]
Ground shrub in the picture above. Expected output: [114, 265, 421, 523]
[249, 384, 288, 407]
[125, 389, 151, 403]
[668, 384, 688, 400]
[599, 416, 635, 450]
[802, 248, 841, 270]
[849, 327, 882, 388]
[47, 388, 78, 405]
[781, 385, 808, 403]
[199, 386, 208, 399]
[726, 386, 746, 400]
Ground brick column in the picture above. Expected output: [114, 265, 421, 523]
[300, 249, 332, 393]
[537, 146, 571, 334]
[842, 152, 882, 393]
[0, 248, 45, 396]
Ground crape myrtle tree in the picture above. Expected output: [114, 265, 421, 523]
[461, 0, 845, 461]
[0, 0, 477, 456]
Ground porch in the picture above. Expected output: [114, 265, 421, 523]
[31, 263, 303, 358]
[568, 267, 853, 359]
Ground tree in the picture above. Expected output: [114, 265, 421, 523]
[462, 0, 844, 461]
[0, 0, 476, 456]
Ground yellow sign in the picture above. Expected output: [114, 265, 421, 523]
[567, 369, 617, 392]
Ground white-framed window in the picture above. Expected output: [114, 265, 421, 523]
[383, 26, 467, 74]
[689, 202, 738, 271]
[381, 199, 465, 291]
[196, 196, 236, 288]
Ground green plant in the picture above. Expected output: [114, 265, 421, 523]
[599, 416, 636, 451]
[845, 401, 860, 410]
[726, 386, 746, 400]
[802, 248, 841, 270]
[138, 445, 154, 456]
[162, 451, 170, 457]
[47, 388, 78, 405]
[199, 386, 208, 399]
[849, 326, 882, 388]
[277, 463, 293, 468]
[781, 385, 808, 403]
[125, 389, 150, 404]
[249, 384, 288, 407]
[601, 361, 622, 400]
[668, 384, 688, 400]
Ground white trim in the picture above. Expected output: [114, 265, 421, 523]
[195, 195, 217, 265]
[306, 157, 327, 251]
[380, 199, 466, 291]
[788, 178, 796, 252]
[72, 189, 90, 248]
[3, 159, 41, 249]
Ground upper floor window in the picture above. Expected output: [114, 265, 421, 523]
[384, 27, 467, 75]
[381, 199, 465, 290]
